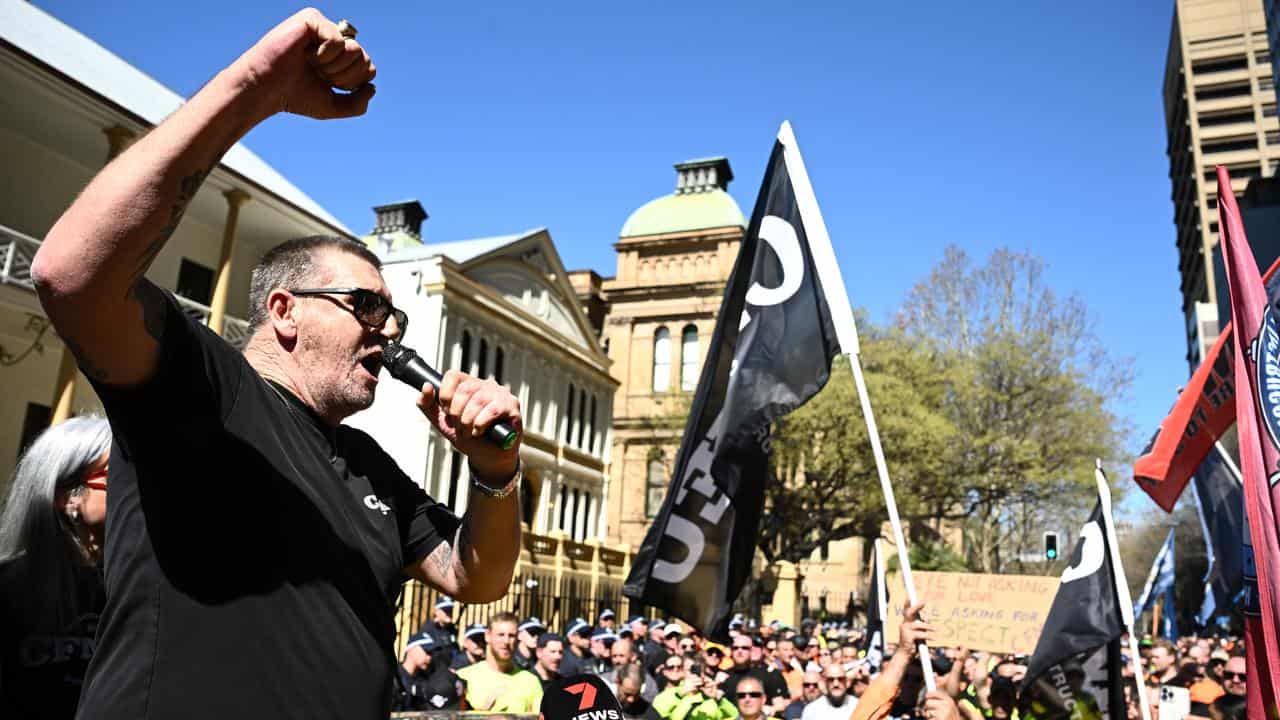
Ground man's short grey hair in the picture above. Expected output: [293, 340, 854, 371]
[616, 662, 646, 687]
[0, 415, 111, 630]
[247, 235, 382, 332]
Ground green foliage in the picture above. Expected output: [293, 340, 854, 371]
[761, 246, 1131, 576]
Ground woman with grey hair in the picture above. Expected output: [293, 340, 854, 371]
[0, 415, 111, 720]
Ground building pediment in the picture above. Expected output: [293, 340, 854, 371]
[454, 230, 606, 362]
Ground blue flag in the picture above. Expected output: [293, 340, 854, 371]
[1191, 443, 1246, 627]
[1133, 528, 1177, 639]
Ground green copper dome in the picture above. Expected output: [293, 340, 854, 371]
[619, 157, 745, 238]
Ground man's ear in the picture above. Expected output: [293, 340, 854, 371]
[266, 288, 299, 345]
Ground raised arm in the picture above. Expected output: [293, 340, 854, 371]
[850, 601, 936, 720]
[406, 372, 523, 603]
[31, 8, 375, 386]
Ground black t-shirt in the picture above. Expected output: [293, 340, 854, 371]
[561, 647, 588, 676]
[514, 646, 536, 671]
[0, 561, 104, 720]
[78, 291, 459, 720]
[395, 663, 464, 711]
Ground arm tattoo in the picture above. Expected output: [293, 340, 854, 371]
[130, 164, 213, 292]
[428, 517, 474, 578]
[62, 337, 111, 382]
[131, 279, 168, 342]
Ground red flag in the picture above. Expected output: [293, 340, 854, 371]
[1216, 165, 1280, 719]
[1133, 257, 1280, 512]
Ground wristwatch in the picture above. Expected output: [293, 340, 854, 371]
[470, 460, 522, 499]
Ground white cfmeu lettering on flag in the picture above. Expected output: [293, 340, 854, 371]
[653, 414, 730, 583]
[1059, 521, 1103, 584]
[363, 495, 391, 515]
[737, 214, 806, 364]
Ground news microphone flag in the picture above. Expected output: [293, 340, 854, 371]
[1215, 164, 1280, 719]
[623, 123, 847, 637]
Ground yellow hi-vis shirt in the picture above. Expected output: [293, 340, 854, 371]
[457, 661, 544, 713]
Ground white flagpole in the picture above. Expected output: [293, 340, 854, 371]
[777, 120, 935, 691]
[1095, 460, 1152, 720]
[1214, 440, 1245, 485]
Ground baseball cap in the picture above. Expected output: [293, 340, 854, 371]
[591, 628, 618, 642]
[651, 619, 666, 632]
[566, 618, 592, 637]
[519, 616, 546, 634]
[463, 624, 486, 641]
[599, 608, 616, 621]
[405, 631, 435, 652]
[627, 615, 648, 626]
[664, 624, 684, 638]
[434, 597, 456, 610]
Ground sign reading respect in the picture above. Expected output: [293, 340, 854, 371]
[884, 571, 1059, 655]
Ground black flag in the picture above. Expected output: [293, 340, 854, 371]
[862, 539, 887, 668]
[1020, 503, 1125, 719]
[623, 126, 844, 638]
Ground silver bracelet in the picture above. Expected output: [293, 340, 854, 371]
[470, 461, 521, 499]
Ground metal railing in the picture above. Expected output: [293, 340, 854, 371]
[0, 223, 40, 291]
[0, 222, 250, 348]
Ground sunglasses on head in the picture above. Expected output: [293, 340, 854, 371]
[83, 467, 108, 490]
[289, 287, 408, 339]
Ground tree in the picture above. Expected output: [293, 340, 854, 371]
[1119, 500, 1218, 636]
[895, 246, 1132, 572]
[765, 325, 961, 570]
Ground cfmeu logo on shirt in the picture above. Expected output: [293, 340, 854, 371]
[363, 494, 391, 515]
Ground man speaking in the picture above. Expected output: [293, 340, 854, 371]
[31, 9, 522, 719]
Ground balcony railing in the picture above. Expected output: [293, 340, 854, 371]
[1, 223, 250, 349]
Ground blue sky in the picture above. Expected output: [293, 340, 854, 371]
[39, 0, 1184, 499]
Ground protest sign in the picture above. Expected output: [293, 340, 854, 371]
[884, 571, 1059, 655]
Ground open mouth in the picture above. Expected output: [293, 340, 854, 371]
[359, 352, 383, 379]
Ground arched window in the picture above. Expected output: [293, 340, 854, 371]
[646, 451, 667, 519]
[652, 326, 671, 392]
[564, 384, 575, 443]
[681, 324, 699, 391]
[478, 338, 489, 378]
[577, 387, 587, 448]
[460, 330, 472, 374]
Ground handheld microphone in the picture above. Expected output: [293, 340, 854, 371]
[382, 342, 519, 450]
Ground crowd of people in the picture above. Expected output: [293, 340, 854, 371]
[397, 600, 1252, 720]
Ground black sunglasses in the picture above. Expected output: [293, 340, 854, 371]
[290, 287, 408, 338]
[1224, 671, 1247, 681]
[738, 692, 764, 699]
[802, 682, 820, 688]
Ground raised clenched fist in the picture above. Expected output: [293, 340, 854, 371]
[232, 8, 377, 121]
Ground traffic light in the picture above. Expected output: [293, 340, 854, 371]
[1043, 531, 1059, 561]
